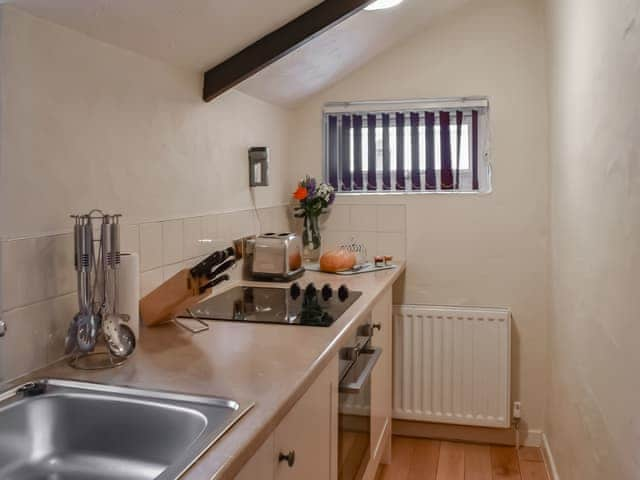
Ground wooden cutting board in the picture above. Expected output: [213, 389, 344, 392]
[305, 262, 397, 275]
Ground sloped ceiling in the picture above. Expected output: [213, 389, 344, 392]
[5, 0, 322, 71]
[7, 0, 470, 106]
[238, 0, 471, 106]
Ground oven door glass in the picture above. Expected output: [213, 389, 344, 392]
[338, 347, 382, 480]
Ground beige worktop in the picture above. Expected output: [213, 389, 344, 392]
[13, 263, 405, 480]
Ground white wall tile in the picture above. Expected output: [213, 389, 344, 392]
[1, 234, 75, 311]
[201, 215, 220, 255]
[377, 232, 406, 260]
[140, 222, 163, 272]
[202, 214, 219, 240]
[183, 217, 204, 260]
[46, 293, 78, 365]
[353, 231, 378, 261]
[320, 231, 342, 254]
[140, 268, 163, 297]
[0, 300, 51, 381]
[235, 210, 259, 238]
[377, 205, 406, 233]
[120, 224, 140, 255]
[323, 205, 350, 231]
[217, 213, 234, 242]
[162, 262, 183, 281]
[350, 205, 378, 232]
[162, 219, 183, 265]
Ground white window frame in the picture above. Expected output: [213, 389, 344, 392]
[323, 97, 492, 195]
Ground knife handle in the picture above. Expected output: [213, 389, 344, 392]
[199, 274, 230, 294]
[207, 258, 236, 281]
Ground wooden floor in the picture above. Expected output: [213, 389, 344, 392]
[376, 436, 549, 480]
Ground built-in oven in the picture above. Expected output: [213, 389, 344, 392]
[338, 322, 382, 480]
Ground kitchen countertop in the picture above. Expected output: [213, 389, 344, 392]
[10, 262, 405, 480]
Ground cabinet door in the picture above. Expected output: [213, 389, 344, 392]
[369, 287, 393, 467]
[274, 356, 338, 480]
[234, 435, 275, 480]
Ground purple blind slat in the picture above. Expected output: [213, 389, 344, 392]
[353, 115, 363, 190]
[327, 115, 338, 189]
[439, 111, 453, 190]
[340, 115, 352, 191]
[425, 112, 436, 189]
[382, 113, 391, 190]
[472, 110, 479, 190]
[410, 112, 420, 190]
[396, 113, 405, 190]
[455, 111, 463, 190]
[367, 114, 377, 190]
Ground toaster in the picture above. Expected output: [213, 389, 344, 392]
[248, 233, 304, 281]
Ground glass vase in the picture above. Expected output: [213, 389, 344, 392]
[302, 214, 321, 263]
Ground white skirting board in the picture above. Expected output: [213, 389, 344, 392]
[393, 305, 511, 428]
[393, 420, 543, 448]
[542, 433, 561, 480]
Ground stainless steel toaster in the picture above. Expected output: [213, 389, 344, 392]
[248, 233, 304, 281]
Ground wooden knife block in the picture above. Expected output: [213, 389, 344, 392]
[140, 270, 208, 327]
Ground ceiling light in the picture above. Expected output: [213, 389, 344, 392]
[364, 0, 404, 11]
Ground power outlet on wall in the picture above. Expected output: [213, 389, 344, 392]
[513, 401, 522, 420]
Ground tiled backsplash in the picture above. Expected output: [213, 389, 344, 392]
[317, 203, 407, 260]
[0, 205, 290, 383]
[0, 203, 404, 384]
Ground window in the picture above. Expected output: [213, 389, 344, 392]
[323, 97, 491, 193]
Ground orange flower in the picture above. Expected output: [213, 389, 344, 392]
[293, 186, 308, 201]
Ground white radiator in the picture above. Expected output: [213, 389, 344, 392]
[393, 305, 511, 428]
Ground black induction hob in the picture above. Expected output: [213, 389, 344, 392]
[179, 283, 361, 327]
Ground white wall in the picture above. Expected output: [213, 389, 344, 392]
[290, 0, 550, 434]
[0, 6, 291, 239]
[545, 0, 640, 478]
[0, 6, 293, 381]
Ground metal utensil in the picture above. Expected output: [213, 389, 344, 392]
[100, 216, 135, 359]
[71, 216, 99, 353]
[102, 315, 135, 358]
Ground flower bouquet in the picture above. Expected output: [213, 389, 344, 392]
[293, 176, 335, 261]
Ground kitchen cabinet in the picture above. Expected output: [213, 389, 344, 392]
[234, 435, 275, 480]
[365, 287, 393, 478]
[234, 356, 338, 480]
[235, 285, 393, 480]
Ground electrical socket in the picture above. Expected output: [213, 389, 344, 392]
[513, 401, 522, 419]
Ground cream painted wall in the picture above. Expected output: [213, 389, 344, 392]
[290, 0, 550, 433]
[545, 0, 640, 478]
[0, 6, 291, 239]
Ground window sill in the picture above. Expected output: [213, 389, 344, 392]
[335, 188, 492, 196]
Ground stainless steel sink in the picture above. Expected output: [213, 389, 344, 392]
[0, 379, 253, 480]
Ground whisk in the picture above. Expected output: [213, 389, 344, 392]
[339, 238, 368, 266]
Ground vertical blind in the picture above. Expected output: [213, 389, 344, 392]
[324, 98, 490, 193]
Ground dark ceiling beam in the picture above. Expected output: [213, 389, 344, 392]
[203, 0, 376, 102]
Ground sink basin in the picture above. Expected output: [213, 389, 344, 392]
[0, 379, 252, 480]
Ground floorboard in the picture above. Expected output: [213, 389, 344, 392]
[376, 436, 550, 480]
[519, 461, 549, 480]
[463, 444, 492, 480]
[518, 447, 543, 463]
[490, 446, 521, 480]
[407, 438, 440, 480]
[436, 442, 465, 480]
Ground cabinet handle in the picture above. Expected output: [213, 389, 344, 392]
[279, 450, 296, 468]
[373, 323, 382, 331]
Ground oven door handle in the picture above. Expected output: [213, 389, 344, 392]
[339, 347, 382, 394]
